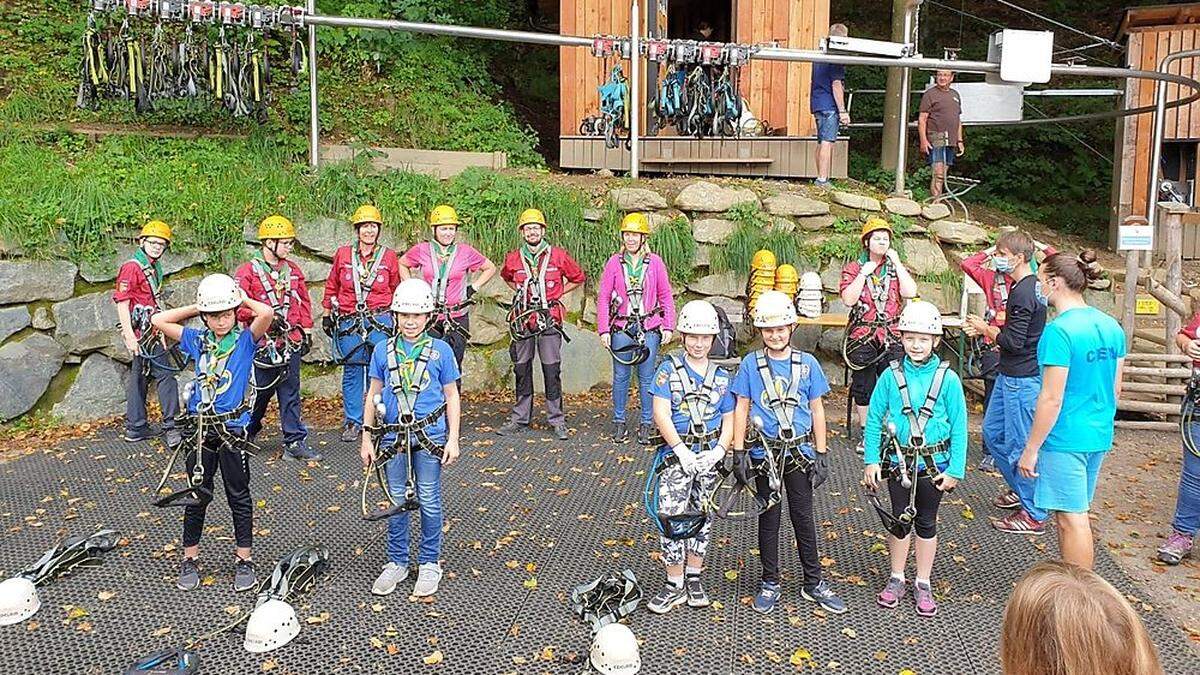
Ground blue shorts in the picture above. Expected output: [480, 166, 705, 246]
[1033, 450, 1107, 514]
[928, 146, 956, 166]
[814, 110, 840, 143]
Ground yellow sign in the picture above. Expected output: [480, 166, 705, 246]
[1135, 296, 1161, 315]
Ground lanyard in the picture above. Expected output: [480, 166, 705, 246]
[252, 254, 291, 312]
[351, 245, 385, 309]
[133, 249, 163, 307]
[621, 252, 647, 314]
[519, 244, 553, 308]
[430, 242, 459, 305]
[197, 329, 240, 408]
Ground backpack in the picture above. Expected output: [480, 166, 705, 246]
[707, 304, 737, 360]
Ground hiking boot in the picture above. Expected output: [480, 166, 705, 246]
[992, 489, 1021, 510]
[612, 422, 629, 444]
[876, 576, 907, 609]
[801, 579, 848, 614]
[340, 422, 360, 443]
[496, 420, 527, 436]
[1157, 531, 1195, 566]
[913, 582, 938, 617]
[176, 558, 200, 591]
[684, 575, 710, 608]
[552, 423, 570, 441]
[124, 427, 159, 443]
[992, 509, 1045, 536]
[646, 583, 688, 614]
[978, 454, 997, 472]
[164, 427, 183, 449]
[412, 562, 443, 597]
[636, 423, 652, 446]
[371, 562, 410, 596]
[283, 440, 321, 462]
[233, 558, 256, 593]
[752, 581, 781, 614]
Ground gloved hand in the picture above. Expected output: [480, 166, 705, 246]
[465, 284, 478, 300]
[696, 444, 726, 473]
[321, 314, 335, 335]
[732, 449, 751, 485]
[811, 452, 831, 489]
[671, 443, 699, 475]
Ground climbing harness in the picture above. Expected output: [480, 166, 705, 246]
[703, 422, 783, 521]
[0, 529, 121, 627]
[425, 242, 474, 343]
[570, 569, 642, 634]
[1181, 369, 1200, 459]
[130, 305, 187, 375]
[249, 258, 309, 388]
[596, 64, 630, 150]
[324, 246, 395, 365]
[506, 245, 569, 342]
[842, 265, 899, 372]
[752, 350, 816, 475]
[607, 255, 662, 365]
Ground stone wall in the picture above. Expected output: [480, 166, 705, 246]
[0, 179, 1114, 424]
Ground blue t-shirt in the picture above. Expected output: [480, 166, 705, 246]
[368, 336, 460, 445]
[179, 327, 258, 428]
[1037, 306, 1126, 453]
[730, 350, 830, 459]
[810, 62, 846, 113]
[649, 356, 734, 453]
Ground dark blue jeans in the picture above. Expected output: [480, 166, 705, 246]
[247, 351, 308, 445]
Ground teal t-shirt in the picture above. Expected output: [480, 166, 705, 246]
[1037, 306, 1126, 453]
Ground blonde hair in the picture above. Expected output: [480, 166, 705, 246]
[1000, 561, 1163, 675]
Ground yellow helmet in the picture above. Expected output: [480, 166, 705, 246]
[139, 220, 172, 243]
[861, 217, 893, 242]
[775, 264, 799, 283]
[518, 208, 547, 228]
[429, 205, 461, 228]
[619, 212, 651, 236]
[751, 249, 777, 269]
[350, 205, 383, 228]
[258, 215, 296, 241]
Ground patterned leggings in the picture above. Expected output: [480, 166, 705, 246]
[656, 461, 719, 566]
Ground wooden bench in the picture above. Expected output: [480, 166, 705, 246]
[641, 156, 773, 165]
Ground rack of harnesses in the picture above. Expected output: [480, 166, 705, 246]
[841, 266, 900, 372]
[642, 40, 757, 139]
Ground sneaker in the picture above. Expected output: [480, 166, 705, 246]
[992, 490, 1021, 510]
[612, 422, 629, 444]
[752, 581, 782, 614]
[371, 562, 410, 596]
[164, 428, 183, 449]
[176, 558, 200, 591]
[876, 576, 907, 609]
[913, 582, 938, 617]
[283, 440, 322, 462]
[233, 558, 256, 592]
[496, 420, 527, 436]
[992, 509, 1045, 536]
[552, 423, 570, 441]
[124, 427, 159, 443]
[646, 583, 688, 614]
[813, 178, 832, 191]
[801, 579, 848, 614]
[854, 440, 864, 455]
[636, 423, 652, 446]
[340, 422, 360, 443]
[1157, 531, 1195, 566]
[684, 575, 710, 608]
[978, 455, 997, 472]
[412, 562, 443, 597]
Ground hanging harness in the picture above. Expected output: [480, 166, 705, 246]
[1181, 368, 1200, 459]
[570, 569, 642, 634]
[324, 247, 395, 365]
[16, 529, 121, 586]
[842, 265, 898, 371]
[507, 248, 569, 342]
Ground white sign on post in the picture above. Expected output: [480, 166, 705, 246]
[1117, 224, 1154, 251]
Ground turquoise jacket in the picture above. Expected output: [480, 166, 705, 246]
[863, 355, 969, 479]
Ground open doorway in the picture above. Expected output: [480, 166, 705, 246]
[666, 0, 734, 42]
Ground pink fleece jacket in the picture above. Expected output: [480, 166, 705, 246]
[596, 252, 676, 335]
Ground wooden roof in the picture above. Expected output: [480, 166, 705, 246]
[1118, 3, 1200, 38]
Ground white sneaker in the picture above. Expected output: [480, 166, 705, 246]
[371, 562, 409, 596]
[412, 562, 443, 597]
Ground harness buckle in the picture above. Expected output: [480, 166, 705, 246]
[355, 301, 368, 313]
[778, 427, 798, 443]
[908, 435, 926, 450]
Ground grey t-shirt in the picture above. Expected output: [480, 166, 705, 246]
[919, 86, 962, 146]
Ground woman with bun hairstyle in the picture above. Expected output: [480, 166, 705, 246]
[1017, 251, 1125, 569]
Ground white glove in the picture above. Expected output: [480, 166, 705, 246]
[671, 444, 699, 474]
[697, 445, 726, 473]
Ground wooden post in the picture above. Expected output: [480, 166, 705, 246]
[1120, 215, 1148, 349]
[1161, 201, 1189, 354]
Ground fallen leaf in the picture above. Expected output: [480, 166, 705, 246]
[305, 611, 331, 625]
[899, 669, 917, 675]
[369, 636, 384, 648]
[371, 603, 385, 613]
[724, 569, 739, 581]
[152, 626, 172, 637]
[65, 606, 89, 620]
[790, 648, 813, 666]
[224, 605, 241, 616]
[523, 577, 538, 590]
[97, 591, 116, 602]
[961, 506, 975, 520]
[842, 627, 857, 638]
[261, 659, 277, 671]
[387, 644, 400, 655]
[422, 650, 444, 665]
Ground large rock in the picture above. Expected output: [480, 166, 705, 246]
[609, 187, 667, 211]
[533, 323, 612, 394]
[292, 256, 333, 285]
[160, 275, 203, 315]
[674, 181, 759, 212]
[902, 238, 951, 276]
[820, 262, 846, 293]
[791, 325, 822, 353]
[461, 348, 513, 393]
[915, 280, 955, 313]
[707, 295, 746, 324]
[929, 220, 990, 246]
[692, 218, 739, 245]
[78, 246, 207, 284]
[884, 197, 922, 217]
[468, 301, 509, 346]
[0, 306, 30, 345]
[1084, 289, 1117, 318]
[688, 271, 746, 299]
[583, 208, 605, 222]
[0, 333, 66, 421]
[296, 217, 404, 261]
[51, 354, 129, 423]
[831, 191, 881, 212]
[693, 244, 718, 268]
[0, 260, 78, 304]
[817, 327, 844, 359]
[763, 193, 830, 217]
[561, 286, 584, 316]
[303, 285, 335, 364]
[921, 203, 952, 221]
[52, 290, 122, 356]
[817, 356, 847, 387]
[478, 273, 513, 302]
[766, 217, 796, 234]
[797, 214, 836, 231]
[300, 371, 342, 399]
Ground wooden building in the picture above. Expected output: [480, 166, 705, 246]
[558, 0, 847, 178]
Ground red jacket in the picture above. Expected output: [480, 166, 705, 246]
[1181, 313, 1200, 366]
[500, 246, 586, 326]
[322, 245, 402, 314]
[235, 257, 313, 340]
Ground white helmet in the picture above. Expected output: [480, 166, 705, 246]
[677, 300, 720, 335]
[752, 290, 798, 328]
[897, 300, 943, 335]
[391, 278, 435, 314]
[589, 622, 641, 674]
[799, 271, 822, 292]
[195, 273, 243, 313]
[0, 577, 39, 626]
[243, 599, 301, 653]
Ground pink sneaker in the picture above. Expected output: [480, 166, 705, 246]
[1157, 531, 1194, 565]
[914, 583, 938, 617]
[877, 576, 907, 609]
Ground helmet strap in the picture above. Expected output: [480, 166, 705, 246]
[264, 240, 283, 263]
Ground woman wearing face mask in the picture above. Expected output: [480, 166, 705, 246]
[1017, 250, 1125, 570]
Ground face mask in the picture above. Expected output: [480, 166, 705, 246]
[1034, 280, 1050, 307]
[992, 255, 1014, 274]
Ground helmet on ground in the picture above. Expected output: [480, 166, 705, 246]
[350, 205, 383, 228]
[195, 274, 243, 313]
[518, 208, 547, 228]
[429, 204, 460, 228]
[799, 271, 822, 291]
[750, 249, 777, 269]
[139, 220, 173, 243]
[391, 278, 435, 314]
[243, 599, 300, 654]
[619, 213, 651, 236]
[589, 623, 641, 674]
[677, 300, 720, 335]
[0, 577, 39, 626]
[258, 215, 296, 241]
[897, 300, 943, 335]
[753, 290, 798, 328]
[860, 216, 892, 242]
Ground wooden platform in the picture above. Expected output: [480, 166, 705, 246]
[559, 135, 848, 178]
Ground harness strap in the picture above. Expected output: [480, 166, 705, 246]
[890, 360, 950, 447]
[667, 355, 721, 433]
[385, 336, 433, 418]
[251, 258, 292, 316]
[430, 242, 459, 307]
[350, 245, 386, 312]
[754, 350, 807, 439]
[518, 246, 553, 313]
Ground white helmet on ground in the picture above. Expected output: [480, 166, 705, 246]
[391, 278, 436, 314]
[897, 300, 943, 335]
[752, 290, 798, 328]
[195, 273, 243, 313]
[677, 300, 720, 335]
[0, 577, 39, 626]
[243, 599, 301, 653]
[589, 622, 641, 674]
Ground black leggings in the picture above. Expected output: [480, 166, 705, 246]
[849, 341, 903, 406]
[755, 468, 822, 586]
[886, 474, 945, 539]
[182, 432, 253, 549]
